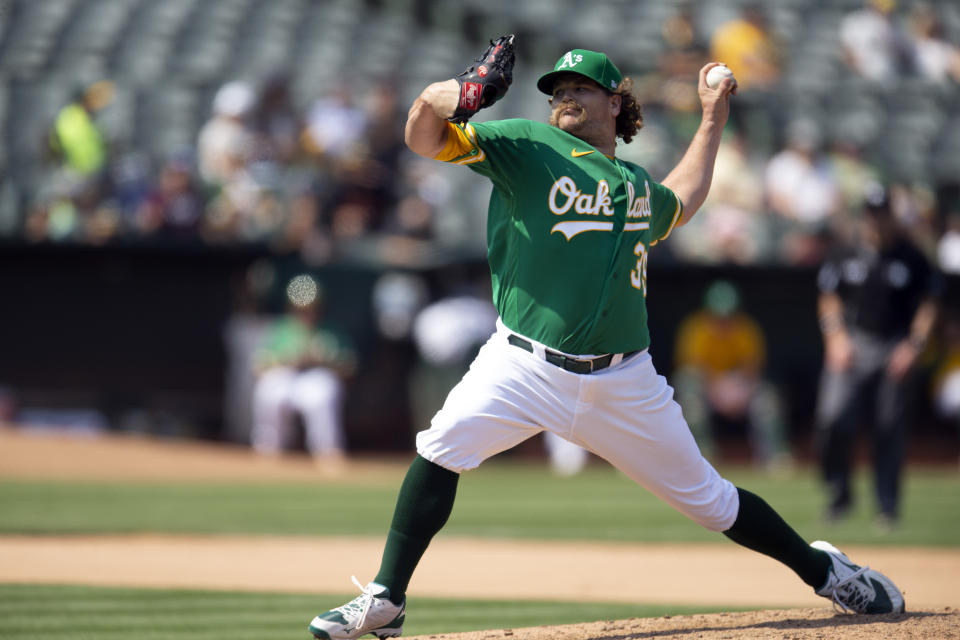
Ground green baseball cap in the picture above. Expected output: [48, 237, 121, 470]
[704, 280, 740, 316]
[537, 49, 623, 95]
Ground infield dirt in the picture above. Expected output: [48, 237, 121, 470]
[1, 428, 958, 639]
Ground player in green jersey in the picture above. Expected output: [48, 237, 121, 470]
[308, 47, 904, 640]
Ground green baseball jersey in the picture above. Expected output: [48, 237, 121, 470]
[437, 118, 683, 355]
[254, 316, 355, 372]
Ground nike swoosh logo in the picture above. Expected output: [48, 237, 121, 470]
[571, 148, 595, 157]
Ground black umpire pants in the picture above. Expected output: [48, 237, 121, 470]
[815, 330, 912, 519]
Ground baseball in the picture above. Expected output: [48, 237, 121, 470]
[706, 64, 735, 90]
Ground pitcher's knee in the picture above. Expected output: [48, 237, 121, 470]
[682, 479, 740, 532]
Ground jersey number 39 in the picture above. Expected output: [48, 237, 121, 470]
[630, 241, 648, 297]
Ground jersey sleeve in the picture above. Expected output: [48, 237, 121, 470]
[433, 121, 488, 166]
[648, 181, 684, 246]
[432, 119, 529, 182]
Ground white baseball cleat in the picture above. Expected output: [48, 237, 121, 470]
[811, 540, 905, 614]
[309, 576, 405, 639]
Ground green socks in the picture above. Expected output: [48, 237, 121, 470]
[723, 487, 832, 589]
[374, 455, 459, 604]
[372, 469, 831, 603]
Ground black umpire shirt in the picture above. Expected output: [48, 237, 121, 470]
[817, 238, 940, 340]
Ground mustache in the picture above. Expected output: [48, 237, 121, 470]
[548, 99, 586, 129]
[552, 99, 583, 112]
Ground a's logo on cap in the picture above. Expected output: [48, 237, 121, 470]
[557, 51, 583, 70]
[610, 80, 617, 88]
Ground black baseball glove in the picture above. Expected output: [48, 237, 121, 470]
[450, 35, 516, 124]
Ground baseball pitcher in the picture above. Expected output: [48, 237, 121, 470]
[308, 37, 904, 640]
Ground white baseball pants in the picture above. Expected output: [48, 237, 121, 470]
[416, 320, 740, 532]
[252, 366, 345, 456]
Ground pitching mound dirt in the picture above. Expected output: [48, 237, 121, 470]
[404, 608, 958, 639]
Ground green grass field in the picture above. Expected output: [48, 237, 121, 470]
[1, 463, 958, 545]
[0, 584, 730, 640]
[2, 462, 958, 639]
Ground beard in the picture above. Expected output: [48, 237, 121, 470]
[549, 100, 588, 133]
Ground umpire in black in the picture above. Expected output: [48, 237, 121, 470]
[815, 183, 940, 529]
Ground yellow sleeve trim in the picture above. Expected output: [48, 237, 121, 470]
[650, 192, 683, 246]
[433, 122, 485, 165]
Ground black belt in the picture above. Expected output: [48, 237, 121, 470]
[507, 334, 640, 374]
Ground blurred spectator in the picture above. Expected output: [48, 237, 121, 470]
[651, 4, 709, 116]
[111, 152, 155, 228]
[252, 72, 305, 164]
[329, 84, 406, 241]
[826, 137, 882, 242]
[278, 184, 327, 259]
[251, 274, 356, 466]
[384, 194, 435, 241]
[198, 82, 288, 245]
[134, 152, 205, 239]
[709, 4, 782, 91]
[935, 182, 960, 274]
[930, 313, 960, 458]
[304, 82, 368, 163]
[47, 80, 113, 178]
[814, 183, 941, 530]
[223, 259, 276, 444]
[887, 182, 940, 258]
[394, 157, 453, 233]
[371, 271, 429, 341]
[673, 280, 792, 470]
[668, 127, 771, 264]
[197, 80, 256, 188]
[410, 290, 498, 433]
[200, 168, 286, 244]
[302, 82, 407, 242]
[840, 0, 912, 81]
[357, 83, 406, 220]
[32, 80, 118, 243]
[906, 2, 960, 84]
[764, 119, 841, 265]
[23, 178, 84, 243]
[938, 213, 960, 274]
[709, 3, 783, 151]
[1, 1, 957, 271]
[659, 4, 709, 79]
[23, 176, 122, 245]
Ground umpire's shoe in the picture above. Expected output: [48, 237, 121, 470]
[309, 577, 405, 639]
[811, 540, 905, 614]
